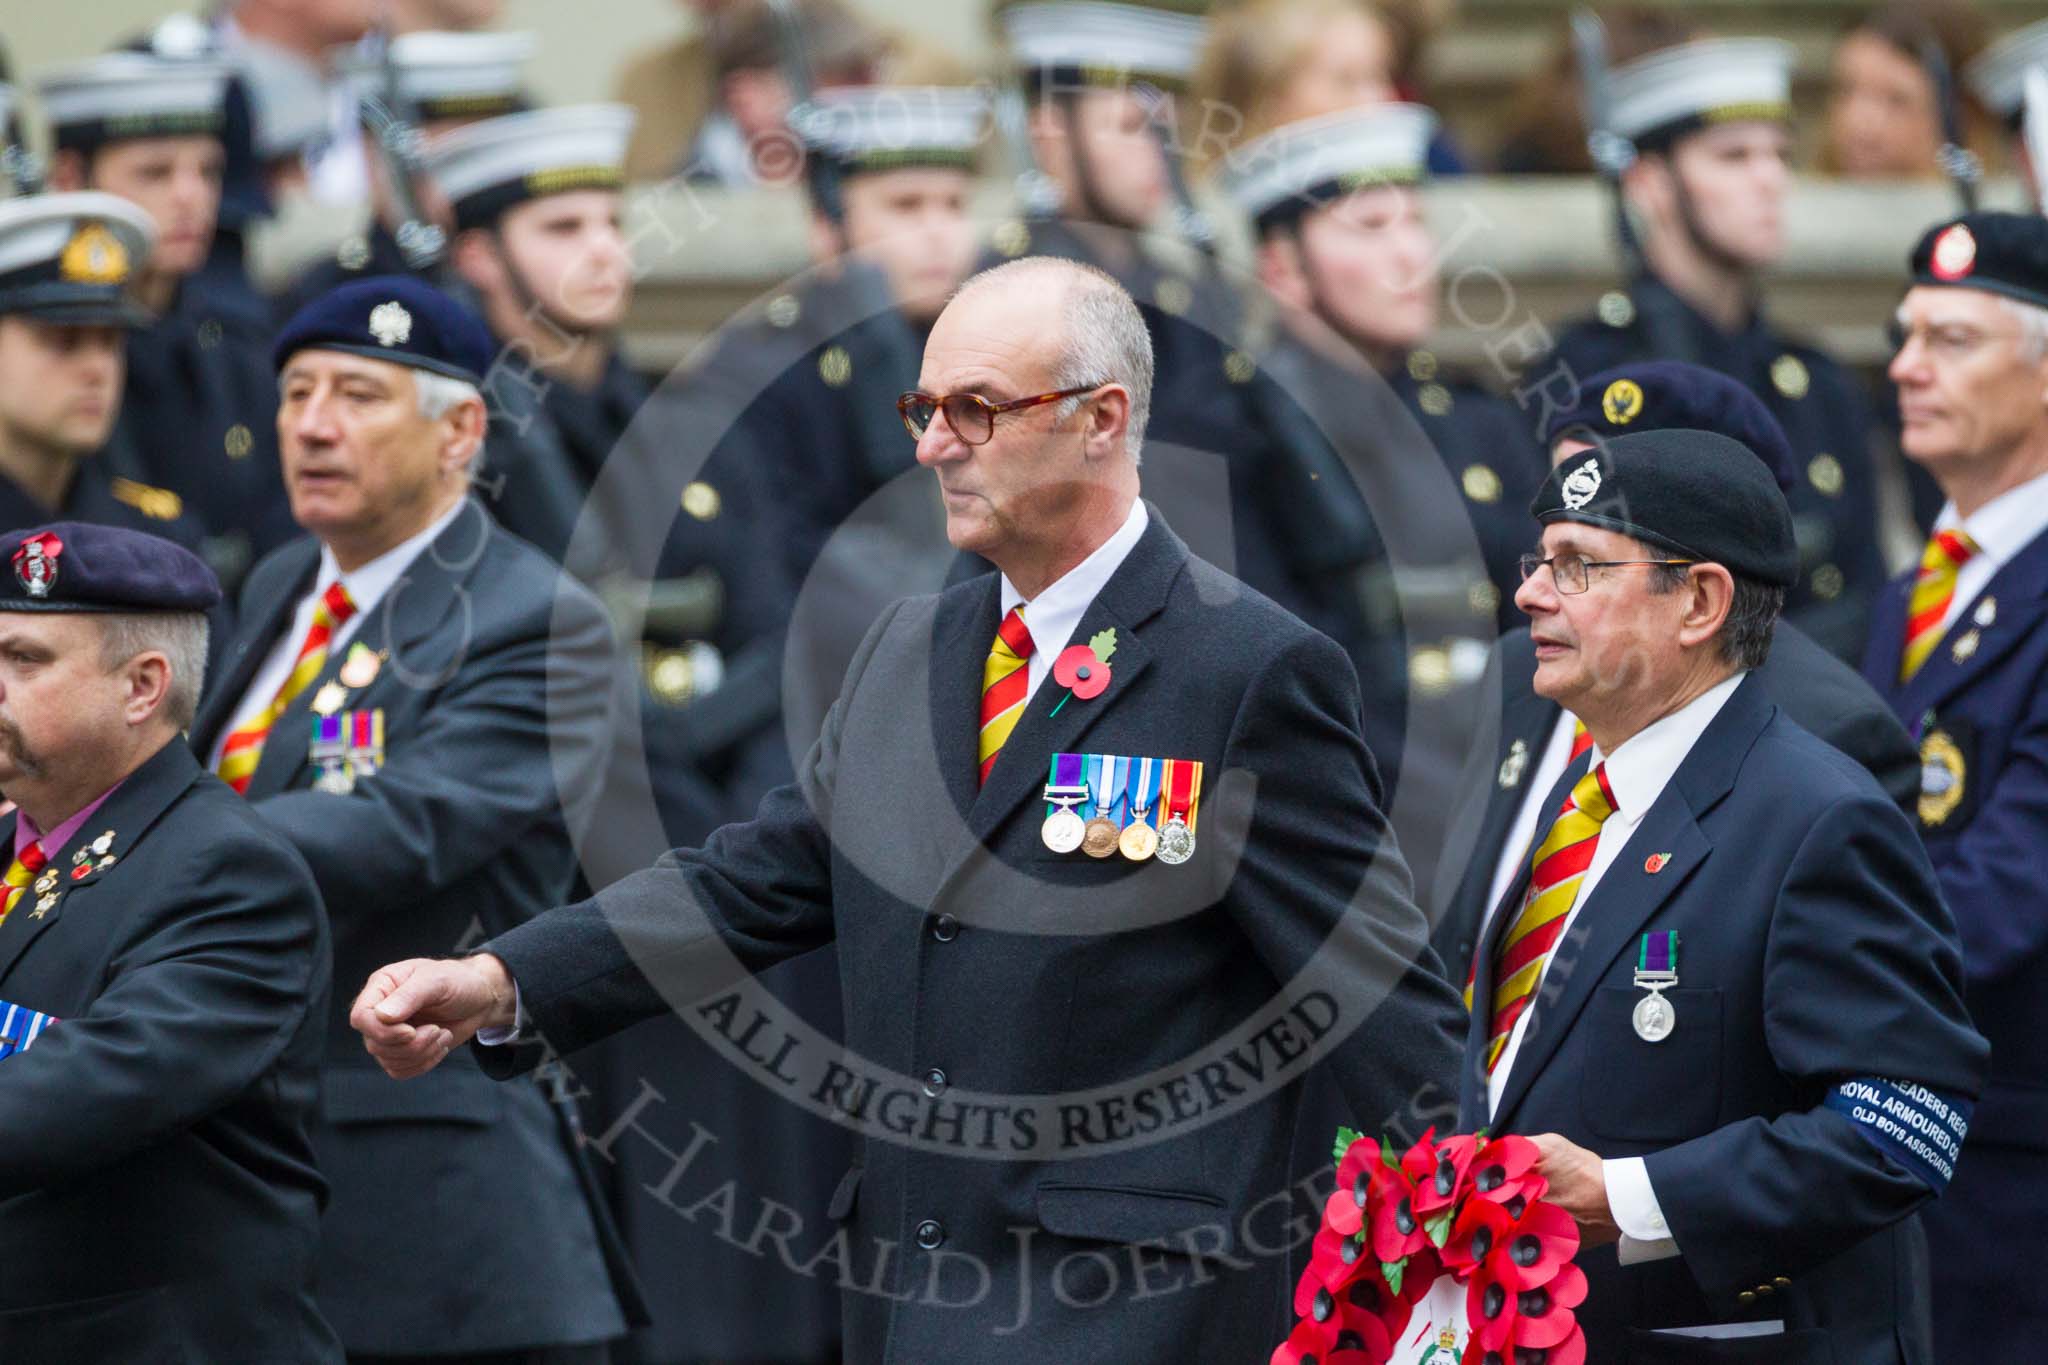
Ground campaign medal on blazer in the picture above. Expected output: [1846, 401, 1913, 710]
[1497, 738, 1528, 789]
[0, 999, 59, 1058]
[346, 707, 387, 778]
[311, 713, 353, 793]
[1919, 727, 1967, 828]
[1155, 758, 1204, 866]
[1120, 756, 1162, 862]
[1081, 754, 1125, 859]
[1632, 930, 1679, 1042]
[1042, 753, 1089, 853]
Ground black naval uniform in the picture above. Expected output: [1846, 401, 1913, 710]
[115, 280, 298, 592]
[274, 224, 418, 330]
[0, 734, 340, 1364]
[0, 455, 205, 551]
[481, 320, 851, 1365]
[1543, 277, 1889, 661]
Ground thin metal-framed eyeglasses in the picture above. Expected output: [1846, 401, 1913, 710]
[896, 383, 1108, 445]
[1518, 553, 1696, 595]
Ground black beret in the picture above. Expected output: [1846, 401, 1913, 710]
[272, 275, 494, 385]
[1908, 212, 2048, 312]
[1542, 360, 1801, 493]
[0, 523, 220, 613]
[1532, 428, 1798, 588]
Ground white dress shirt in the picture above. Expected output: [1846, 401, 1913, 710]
[206, 500, 467, 770]
[999, 499, 1148, 700]
[1931, 468, 2048, 634]
[1485, 671, 1747, 1265]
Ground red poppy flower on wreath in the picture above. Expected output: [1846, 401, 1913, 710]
[1401, 1126, 1481, 1217]
[1323, 1136, 1382, 1239]
[1439, 1189, 1513, 1274]
[1488, 1198, 1579, 1293]
[1301, 1222, 1373, 1303]
[1464, 1261, 1588, 1364]
[1277, 1267, 1410, 1365]
[1367, 1154, 1432, 1264]
[1467, 1133, 1547, 1212]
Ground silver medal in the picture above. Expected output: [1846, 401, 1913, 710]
[1041, 804, 1086, 853]
[1631, 990, 1675, 1043]
[1155, 815, 1195, 865]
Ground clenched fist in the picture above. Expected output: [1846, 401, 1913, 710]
[350, 954, 518, 1079]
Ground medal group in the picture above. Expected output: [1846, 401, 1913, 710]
[1041, 753, 1202, 864]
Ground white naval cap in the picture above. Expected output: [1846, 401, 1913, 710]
[1966, 18, 2048, 123]
[1000, 1, 1210, 90]
[792, 85, 992, 175]
[36, 51, 231, 151]
[422, 103, 635, 231]
[235, 44, 331, 161]
[1220, 104, 1437, 229]
[1608, 37, 1796, 147]
[0, 191, 156, 326]
[338, 30, 535, 124]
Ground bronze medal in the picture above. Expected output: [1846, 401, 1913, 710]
[1081, 817, 1120, 858]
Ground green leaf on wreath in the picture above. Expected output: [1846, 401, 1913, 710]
[1424, 1208, 1454, 1249]
[1089, 628, 1118, 664]
[1382, 1257, 1406, 1297]
[1332, 1125, 1364, 1168]
[1381, 1135, 1401, 1171]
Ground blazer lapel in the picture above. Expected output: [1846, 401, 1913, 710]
[1898, 529, 2048, 726]
[1487, 677, 1772, 1130]
[964, 511, 1183, 846]
[1449, 662, 1564, 935]
[929, 574, 1001, 824]
[191, 542, 319, 753]
[0, 741, 200, 983]
[1861, 572, 1912, 711]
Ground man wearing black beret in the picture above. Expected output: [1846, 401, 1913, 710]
[0, 521, 339, 1362]
[186, 276, 644, 1361]
[1456, 428, 1985, 1362]
[1431, 361, 1920, 983]
[1868, 210, 2048, 1361]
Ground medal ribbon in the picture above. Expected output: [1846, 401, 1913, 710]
[1638, 931, 1678, 975]
[1106, 755, 1131, 825]
[1164, 757, 1203, 832]
[1084, 753, 1110, 819]
[1129, 757, 1160, 828]
[1046, 752, 1085, 813]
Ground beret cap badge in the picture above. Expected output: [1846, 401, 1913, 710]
[1560, 458, 1603, 511]
[1601, 378, 1644, 426]
[12, 533, 62, 599]
[1930, 224, 1977, 282]
[368, 301, 413, 348]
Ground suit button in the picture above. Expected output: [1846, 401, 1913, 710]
[922, 1068, 948, 1098]
[916, 1219, 945, 1250]
[1737, 1291, 1757, 1306]
[1756, 1283, 1774, 1296]
[1774, 1277, 1791, 1288]
[930, 913, 959, 943]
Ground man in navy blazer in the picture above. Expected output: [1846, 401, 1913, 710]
[351, 256, 1469, 1362]
[1463, 428, 1984, 1362]
[1431, 361, 1919, 985]
[1865, 211, 2048, 1362]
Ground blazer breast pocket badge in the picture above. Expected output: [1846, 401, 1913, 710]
[1042, 753, 1202, 864]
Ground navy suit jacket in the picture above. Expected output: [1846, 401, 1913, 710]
[1432, 623, 1920, 980]
[190, 501, 643, 1354]
[477, 510, 1469, 1363]
[1457, 675, 1985, 1365]
[0, 739, 339, 1364]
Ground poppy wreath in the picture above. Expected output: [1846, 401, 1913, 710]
[1272, 1127, 1586, 1365]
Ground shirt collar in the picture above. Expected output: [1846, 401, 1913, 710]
[16, 780, 124, 861]
[999, 499, 1148, 629]
[1588, 671, 1747, 823]
[316, 497, 468, 620]
[1935, 467, 2048, 568]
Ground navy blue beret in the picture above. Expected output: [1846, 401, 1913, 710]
[1909, 212, 2048, 312]
[0, 522, 221, 613]
[272, 275, 494, 385]
[1543, 360, 1802, 493]
[1534, 428, 1799, 588]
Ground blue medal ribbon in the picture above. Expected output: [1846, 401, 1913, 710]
[1129, 757, 1161, 830]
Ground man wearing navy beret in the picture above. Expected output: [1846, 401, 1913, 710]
[187, 276, 644, 1361]
[1432, 361, 1921, 983]
[1869, 210, 2048, 1361]
[1455, 428, 1984, 1362]
[0, 522, 339, 1362]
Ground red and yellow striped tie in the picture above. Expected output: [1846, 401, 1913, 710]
[1, 841, 48, 925]
[217, 582, 357, 795]
[1900, 529, 1979, 682]
[977, 606, 1035, 786]
[1486, 761, 1617, 1073]
[1567, 719, 1593, 763]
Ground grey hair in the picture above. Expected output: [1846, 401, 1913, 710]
[413, 371, 484, 420]
[97, 611, 210, 731]
[1994, 296, 2048, 363]
[954, 257, 1155, 463]
[1648, 562, 1783, 670]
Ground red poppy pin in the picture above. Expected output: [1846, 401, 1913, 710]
[1644, 852, 1672, 875]
[1048, 628, 1116, 716]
